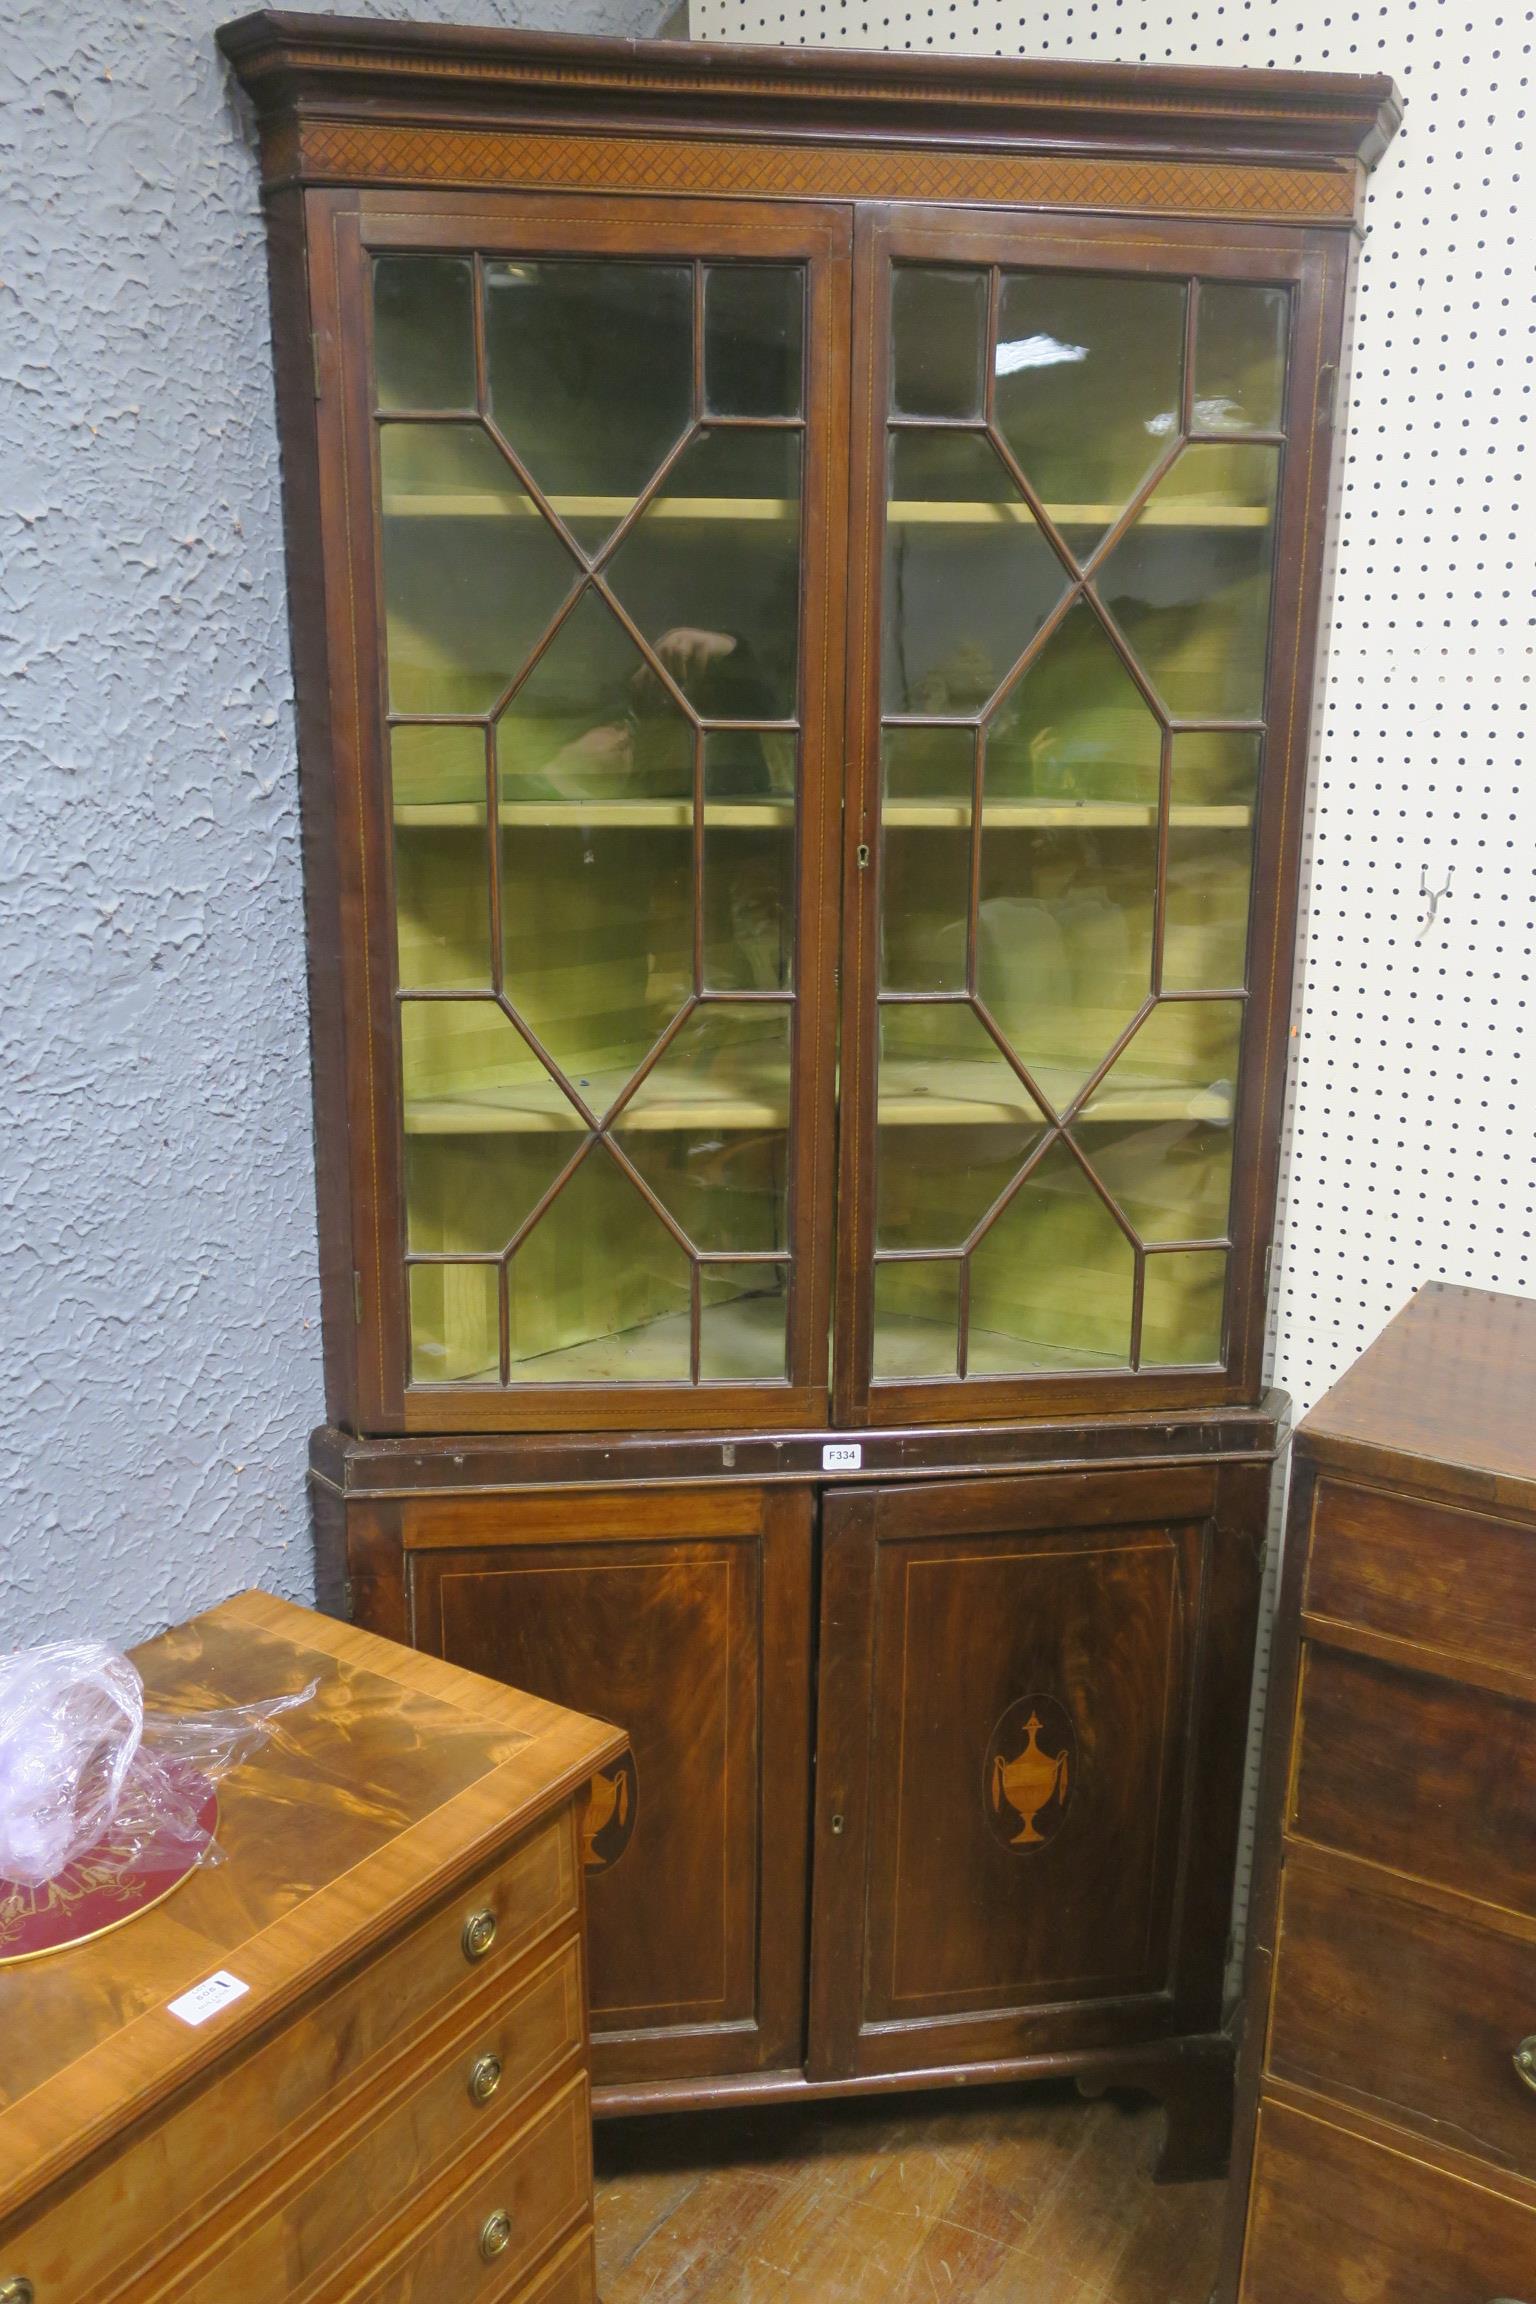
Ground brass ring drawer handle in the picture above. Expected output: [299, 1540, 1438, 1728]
[468, 2052, 503, 2106]
[461, 1908, 497, 1963]
[1, 2279, 35, 2304]
[1513, 2036, 1536, 2095]
[479, 2210, 513, 2262]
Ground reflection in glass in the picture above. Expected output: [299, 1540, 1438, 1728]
[392, 726, 492, 990]
[1141, 1249, 1228, 1364]
[873, 1259, 961, 1380]
[700, 1263, 789, 1382]
[995, 272, 1185, 539]
[405, 1130, 576, 1257]
[1172, 730, 1262, 808]
[485, 259, 693, 547]
[891, 268, 987, 419]
[1079, 997, 1244, 1114]
[987, 600, 1160, 805]
[882, 821, 969, 994]
[507, 1146, 692, 1382]
[705, 267, 804, 417]
[409, 1261, 499, 1384]
[607, 429, 803, 721]
[1164, 827, 1253, 992]
[400, 998, 573, 1130]
[615, 1004, 791, 1255]
[392, 723, 488, 813]
[704, 805, 794, 993]
[374, 256, 475, 413]
[883, 725, 975, 807]
[969, 1140, 1135, 1372]
[495, 589, 692, 804]
[884, 430, 1069, 715]
[1196, 285, 1290, 434]
[1097, 442, 1280, 721]
[380, 425, 574, 716]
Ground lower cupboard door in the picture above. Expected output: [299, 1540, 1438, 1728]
[808, 1468, 1228, 2080]
[409, 1483, 813, 2089]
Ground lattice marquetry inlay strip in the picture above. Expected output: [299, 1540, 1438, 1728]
[295, 121, 1357, 220]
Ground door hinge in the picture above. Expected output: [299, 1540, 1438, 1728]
[1262, 1243, 1277, 1302]
[312, 329, 325, 400]
[353, 1268, 364, 1325]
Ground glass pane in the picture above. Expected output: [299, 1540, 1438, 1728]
[703, 726, 783, 800]
[379, 424, 575, 716]
[994, 272, 1186, 543]
[400, 998, 584, 1134]
[496, 588, 692, 805]
[877, 1003, 1045, 1249]
[1164, 827, 1253, 992]
[406, 1129, 575, 1259]
[1077, 998, 1244, 1122]
[374, 255, 475, 413]
[501, 814, 693, 1096]
[506, 1146, 691, 1382]
[1196, 285, 1290, 434]
[615, 1004, 790, 1255]
[1141, 1249, 1228, 1364]
[873, 1259, 961, 1380]
[883, 725, 975, 809]
[395, 822, 489, 992]
[977, 827, 1154, 1110]
[884, 430, 1069, 715]
[882, 815, 969, 995]
[705, 267, 804, 417]
[485, 259, 693, 549]
[607, 428, 802, 721]
[986, 599, 1160, 807]
[700, 1264, 788, 1382]
[1084, 1115, 1235, 1245]
[392, 723, 487, 813]
[704, 802, 794, 992]
[969, 1140, 1134, 1373]
[1097, 443, 1281, 721]
[1172, 730, 1262, 807]
[409, 1262, 499, 1384]
[891, 268, 987, 420]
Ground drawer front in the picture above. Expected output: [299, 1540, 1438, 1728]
[1270, 1857, 1536, 2177]
[329, 2077, 591, 2304]
[166, 1942, 585, 2304]
[1293, 1647, 1536, 1918]
[1240, 2100, 1536, 2302]
[1308, 1478, 1536, 1682]
[6, 1812, 577, 2301]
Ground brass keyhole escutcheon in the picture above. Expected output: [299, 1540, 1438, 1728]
[830, 1813, 845, 1836]
[0, 2280, 35, 2304]
[468, 2052, 503, 2106]
[1513, 2035, 1536, 2096]
[461, 1908, 497, 1963]
[479, 2210, 513, 2262]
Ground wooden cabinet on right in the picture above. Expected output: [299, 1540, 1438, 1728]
[1219, 1283, 1536, 2302]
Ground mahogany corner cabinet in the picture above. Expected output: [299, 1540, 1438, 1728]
[221, 10, 1399, 2171]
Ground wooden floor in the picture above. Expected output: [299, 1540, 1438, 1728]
[594, 2083, 1225, 2303]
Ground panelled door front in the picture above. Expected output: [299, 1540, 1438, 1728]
[316, 190, 851, 1434]
[408, 1483, 814, 2088]
[809, 1465, 1251, 2080]
[835, 207, 1345, 1426]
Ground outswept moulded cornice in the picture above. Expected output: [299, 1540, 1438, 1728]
[217, 10, 1402, 174]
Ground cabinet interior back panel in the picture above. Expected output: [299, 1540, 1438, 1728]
[694, 0, 1536, 1956]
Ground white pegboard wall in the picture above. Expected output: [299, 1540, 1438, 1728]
[695, 0, 1536, 1963]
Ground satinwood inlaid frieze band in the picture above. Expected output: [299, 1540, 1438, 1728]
[291, 121, 1357, 221]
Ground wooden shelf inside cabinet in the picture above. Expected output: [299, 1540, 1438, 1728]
[394, 800, 1255, 832]
[401, 1057, 1234, 1136]
[380, 492, 1272, 531]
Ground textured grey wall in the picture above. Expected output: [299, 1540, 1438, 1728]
[0, 0, 663, 1649]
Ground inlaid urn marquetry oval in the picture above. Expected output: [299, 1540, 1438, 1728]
[581, 1752, 638, 1875]
[984, 1695, 1076, 1851]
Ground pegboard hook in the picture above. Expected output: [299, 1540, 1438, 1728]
[1418, 860, 1453, 940]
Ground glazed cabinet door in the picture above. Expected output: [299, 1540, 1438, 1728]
[408, 1483, 813, 2090]
[808, 1464, 1264, 2081]
[309, 190, 849, 1433]
[835, 209, 1348, 1425]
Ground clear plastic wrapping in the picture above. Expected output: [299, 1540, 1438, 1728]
[0, 1638, 314, 1890]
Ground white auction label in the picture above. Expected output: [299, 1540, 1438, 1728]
[821, 1443, 862, 1471]
[168, 1970, 250, 2028]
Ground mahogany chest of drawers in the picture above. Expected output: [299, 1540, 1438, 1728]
[1220, 1283, 1536, 2300]
[0, 1591, 624, 2304]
